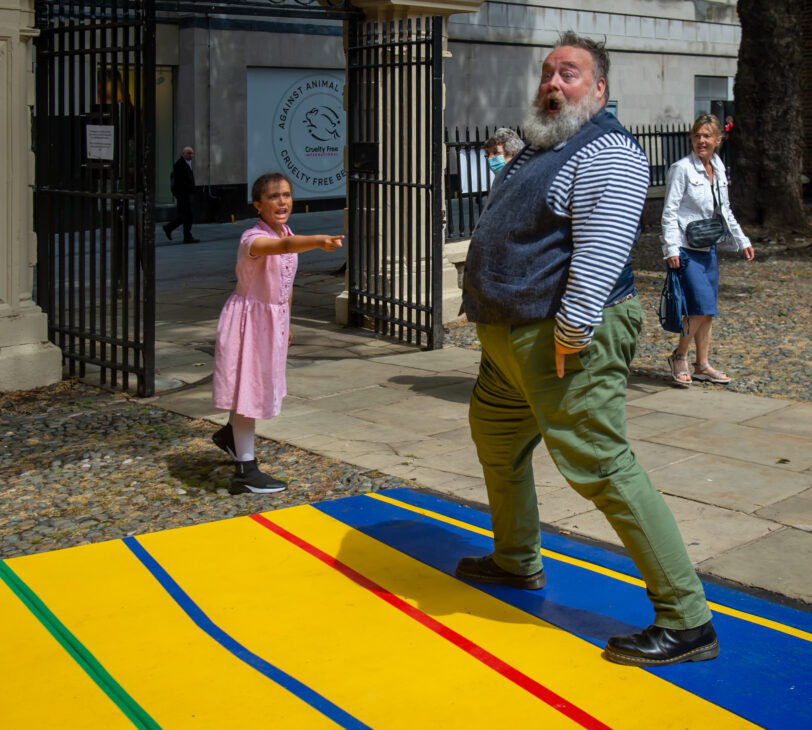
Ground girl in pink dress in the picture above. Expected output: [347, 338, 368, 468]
[211, 173, 342, 493]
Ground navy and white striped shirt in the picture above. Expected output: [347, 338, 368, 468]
[507, 133, 649, 349]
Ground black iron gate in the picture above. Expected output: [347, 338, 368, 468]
[347, 16, 445, 349]
[34, 0, 156, 396]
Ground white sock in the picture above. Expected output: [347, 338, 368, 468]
[231, 413, 255, 462]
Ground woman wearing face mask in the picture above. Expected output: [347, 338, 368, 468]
[485, 127, 524, 174]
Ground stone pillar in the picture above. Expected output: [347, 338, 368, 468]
[0, 0, 61, 392]
[335, 0, 484, 326]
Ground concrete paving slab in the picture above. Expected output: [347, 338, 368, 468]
[154, 341, 213, 364]
[741, 402, 812, 439]
[529, 446, 571, 490]
[351, 396, 469, 436]
[153, 320, 220, 344]
[285, 360, 418, 398]
[383, 373, 476, 400]
[553, 493, 782, 563]
[288, 435, 399, 466]
[646, 420, 812, 472]
[256, 410, 420, 444]
[755, 492, 812, 532]
[625, 376, 671, 401]
[150, 385, 221, 420]
[626, 411, 705, 440]
[383, 463, 484, 492]
[432, 425, 473, 442]
[629, 388, 787, 423]
[388, 437, 470, 460]
[648, 453, 812, 512]
[374, 347, 483, 372]
[625, 404, 654, 419]
[627, 439, 701, 472]
[307, 385, 405, 413]
[412, 444, 484, 479]
[156, 363, 211, 385]
[539, 487, 597, 523]
[434, 475, 489, 503]
[698, 527, 812, 603]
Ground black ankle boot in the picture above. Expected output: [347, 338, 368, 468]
[212, 423, 237, 460]
[229, 459, 288, 495]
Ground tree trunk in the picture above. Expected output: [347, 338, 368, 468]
[732, 0, 808, 231]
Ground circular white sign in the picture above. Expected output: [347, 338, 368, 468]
[273, 73, 346, 197]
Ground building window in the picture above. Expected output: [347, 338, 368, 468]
[694, 76, 733, 120]
[605, 100, 618, 117]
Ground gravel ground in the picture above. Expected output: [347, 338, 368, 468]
[447, 231, 812, 402]
[0, 382, 414, 560]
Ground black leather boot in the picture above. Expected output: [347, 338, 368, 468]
[604, 620, 719, 666]
[455, 554, 546, 590]
[229, 459, 287, 495]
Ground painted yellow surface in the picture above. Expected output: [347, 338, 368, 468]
[140, 514, 582, 729]
[369, 492, 812, 644]
[6, 539, 337, 729]
[146, 508, 755, 730]
[0, 579, 130, 728]
[270, 506, 759, 730]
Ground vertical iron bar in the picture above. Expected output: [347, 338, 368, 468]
[141, 0, 156, 396]
[430, 16, 444, 348]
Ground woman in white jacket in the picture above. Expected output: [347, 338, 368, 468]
[661, 114, 755, 386]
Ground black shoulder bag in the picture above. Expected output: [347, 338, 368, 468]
[684, 177, 729, 249]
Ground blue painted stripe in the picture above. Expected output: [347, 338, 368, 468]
[314, 490, 812, 729]
[383, 487, 812, 632]
[122, 537, 370, 730]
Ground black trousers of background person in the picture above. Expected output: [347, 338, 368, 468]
[165, 192, 195, 241]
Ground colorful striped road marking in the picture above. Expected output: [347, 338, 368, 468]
[315, 488, 811, 729]
[3, 488, 807, 729]
[136, 513, 588, 728]
[0, 569, 136, 729]
[4, 538, 343, 728]
[250, 512, 609, 730]
[264, 504, 758, 729]
[123, 535, 370, 730]
[367, 491, 812, 643]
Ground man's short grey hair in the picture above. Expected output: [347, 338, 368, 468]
[554, 31, 610, 101]
[493, 128, 524, 157]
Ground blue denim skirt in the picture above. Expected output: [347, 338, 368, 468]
[679, 246, 718, 316]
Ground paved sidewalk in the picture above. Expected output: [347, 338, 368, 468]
[139, 221, 811, 605]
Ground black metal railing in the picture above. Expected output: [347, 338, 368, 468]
[444, 123, 734, 241]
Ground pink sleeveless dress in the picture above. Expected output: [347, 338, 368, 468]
[212, 220, 298, 419]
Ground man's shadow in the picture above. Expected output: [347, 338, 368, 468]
[330, 516, 639, 644]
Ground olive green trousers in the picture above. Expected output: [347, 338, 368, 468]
[469, 298, 712, 629]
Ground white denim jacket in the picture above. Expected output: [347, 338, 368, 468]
[661, 152, 752, 259]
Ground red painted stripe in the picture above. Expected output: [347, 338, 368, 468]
[250, 513, 611, 730]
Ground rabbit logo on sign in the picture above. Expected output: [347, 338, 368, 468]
[273, 73, 346, 196]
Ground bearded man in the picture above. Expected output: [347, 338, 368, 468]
[459, 32, 718, 667]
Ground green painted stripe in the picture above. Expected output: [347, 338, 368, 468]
[0, 560, 160, 730]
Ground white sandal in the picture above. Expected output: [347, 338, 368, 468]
[667, 350, 692, 386]
[693, 363, 730, 384]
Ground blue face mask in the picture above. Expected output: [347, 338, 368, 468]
[487, 155, 506, 173]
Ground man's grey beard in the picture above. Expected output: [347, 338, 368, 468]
[523, 92, 603, 149]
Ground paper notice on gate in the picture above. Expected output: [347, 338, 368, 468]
[86, 125, 115, 160]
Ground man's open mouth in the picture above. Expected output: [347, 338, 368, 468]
[546, 96, 563, 112]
